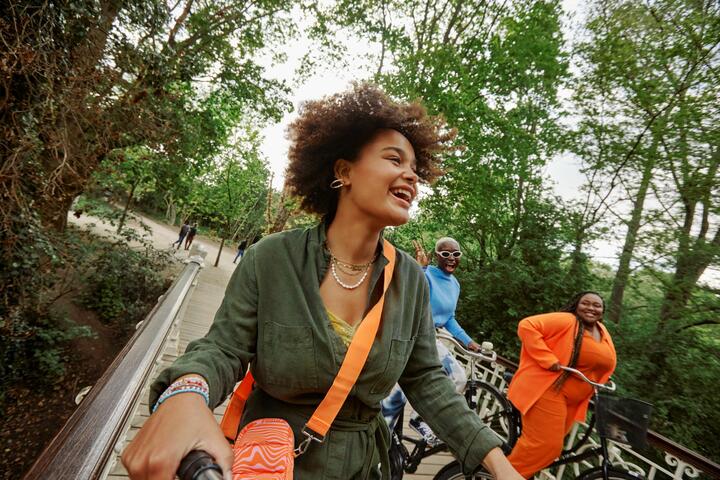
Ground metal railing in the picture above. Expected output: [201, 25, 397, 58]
[24, 248, 207, 480]
[439, 337, 720, 480]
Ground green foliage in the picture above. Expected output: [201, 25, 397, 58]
[183, 127, 271, 240]
[356, 0, 719, 458]
[80, 242, 172, 326]
[609, 282, 720, 460]
[0, 218, 92, 392]
[2, 310, 94, 393]
[1, 0, 296, 343]
[74, 196, 117, 219]
[388, 200, 577, 354]
[0, 220, 171, 400]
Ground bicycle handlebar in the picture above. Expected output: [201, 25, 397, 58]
[436, 330, 497, 363]
[177, 450, 224, 480]
[560, 366, 616, 392]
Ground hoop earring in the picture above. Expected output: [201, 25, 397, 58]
[330, 179, 344, 189]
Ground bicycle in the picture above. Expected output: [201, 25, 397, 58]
[433, 366, 652, 480]
[389, 331, 520, 479]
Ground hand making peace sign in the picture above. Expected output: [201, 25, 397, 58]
[412, 239, 430, 267]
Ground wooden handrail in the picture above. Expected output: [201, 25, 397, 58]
[24, 251, 206, 480]
[492, 355, 720, 477]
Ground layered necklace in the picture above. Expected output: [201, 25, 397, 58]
[326, 243, 377, 290]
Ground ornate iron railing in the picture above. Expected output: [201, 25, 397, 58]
[439, 336, 719, 480]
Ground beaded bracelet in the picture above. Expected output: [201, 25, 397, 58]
[152, 376, 210, 413]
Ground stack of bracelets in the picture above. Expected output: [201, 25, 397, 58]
[152, 376, 209, 413]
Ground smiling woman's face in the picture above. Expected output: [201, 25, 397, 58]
[576, 293, 604, 325]
[436, 240, 461, 274]
[338, 129, 419, 228]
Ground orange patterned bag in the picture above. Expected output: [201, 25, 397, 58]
[230, 418, 295, 479]
[220, 241, 396, 480]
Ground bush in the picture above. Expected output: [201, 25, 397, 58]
[0, 213, 172, 403]
[0, 217, 99, 405]
[80, 242, 172, 327]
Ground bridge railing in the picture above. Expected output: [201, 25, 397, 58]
[24, 247, 207, 480]
[440, 337, 720, 480]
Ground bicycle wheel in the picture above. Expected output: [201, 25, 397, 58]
[390, 408, 406, 480]
[472, 381, 519, 452]
[433, 461, 492, 480]
[577, 467, 642, 480]
[389, 438, 404, 480]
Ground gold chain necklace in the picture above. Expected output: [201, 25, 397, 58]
[325, 243, 377, 290]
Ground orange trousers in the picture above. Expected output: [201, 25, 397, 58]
[507, 386, 584, 478]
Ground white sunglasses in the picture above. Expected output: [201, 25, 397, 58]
[435, 250, 462, 259]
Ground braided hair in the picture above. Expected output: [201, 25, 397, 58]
[552, 291, 605, 391]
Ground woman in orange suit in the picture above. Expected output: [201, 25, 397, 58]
[506, 291, 616, 478]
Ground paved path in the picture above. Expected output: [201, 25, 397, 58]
[82, 210, 451, 479]
[69, 210, 239, 268]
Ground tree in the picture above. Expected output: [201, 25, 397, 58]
[1, 0, 294, 325]
[186, 128, 271, 266]
[574, 0, 719, 325]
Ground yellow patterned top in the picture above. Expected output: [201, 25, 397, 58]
[327, 309, 357, 347]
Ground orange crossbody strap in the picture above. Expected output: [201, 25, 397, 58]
[219, 240, 396, 442]
[306, 240, 396, 437]
[220, 369, 255, 440]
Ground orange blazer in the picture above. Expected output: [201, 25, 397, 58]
[507, 312, 616, 422]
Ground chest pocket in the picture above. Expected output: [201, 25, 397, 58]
[369, 338, 413, 395]
[262, 321, 319, 389]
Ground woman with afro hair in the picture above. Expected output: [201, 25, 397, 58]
[122, 83, 523, 480]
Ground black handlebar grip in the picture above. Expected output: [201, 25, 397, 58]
[177, 450, 224, 480]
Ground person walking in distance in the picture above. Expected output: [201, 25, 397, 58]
[172, 221, 190, 250]
[184, 224, 198, 250]
[233, 239, 247, 263]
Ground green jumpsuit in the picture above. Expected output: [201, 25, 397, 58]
[150, 224, 501, 479]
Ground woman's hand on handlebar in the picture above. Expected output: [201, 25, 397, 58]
[121, 392, 233, 480]
[467, 341, 482, 353]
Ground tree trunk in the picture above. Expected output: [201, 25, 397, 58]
[657, 147, 719, 330]
[35, 0, 125, 233]
[117, 182, 137, 233]
[269, 206, 292, 234]
[214, 237, 225, 267]
[658, 227, 719, 330]
[39, 194, 76, 232]
[165, 194, 177, 225]
[267, 184, 292, 234]
[607, 150, 657, 323]
[567, 235, 588, 286]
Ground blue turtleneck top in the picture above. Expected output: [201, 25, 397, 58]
[425, 265, 472, 346]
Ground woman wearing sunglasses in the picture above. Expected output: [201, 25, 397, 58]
[382, 237, 483, 446]
[416, 237, 482, 353]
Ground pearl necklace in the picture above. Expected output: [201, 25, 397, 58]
[326, 243, 377, 290]
[331, 260, 370, 289]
